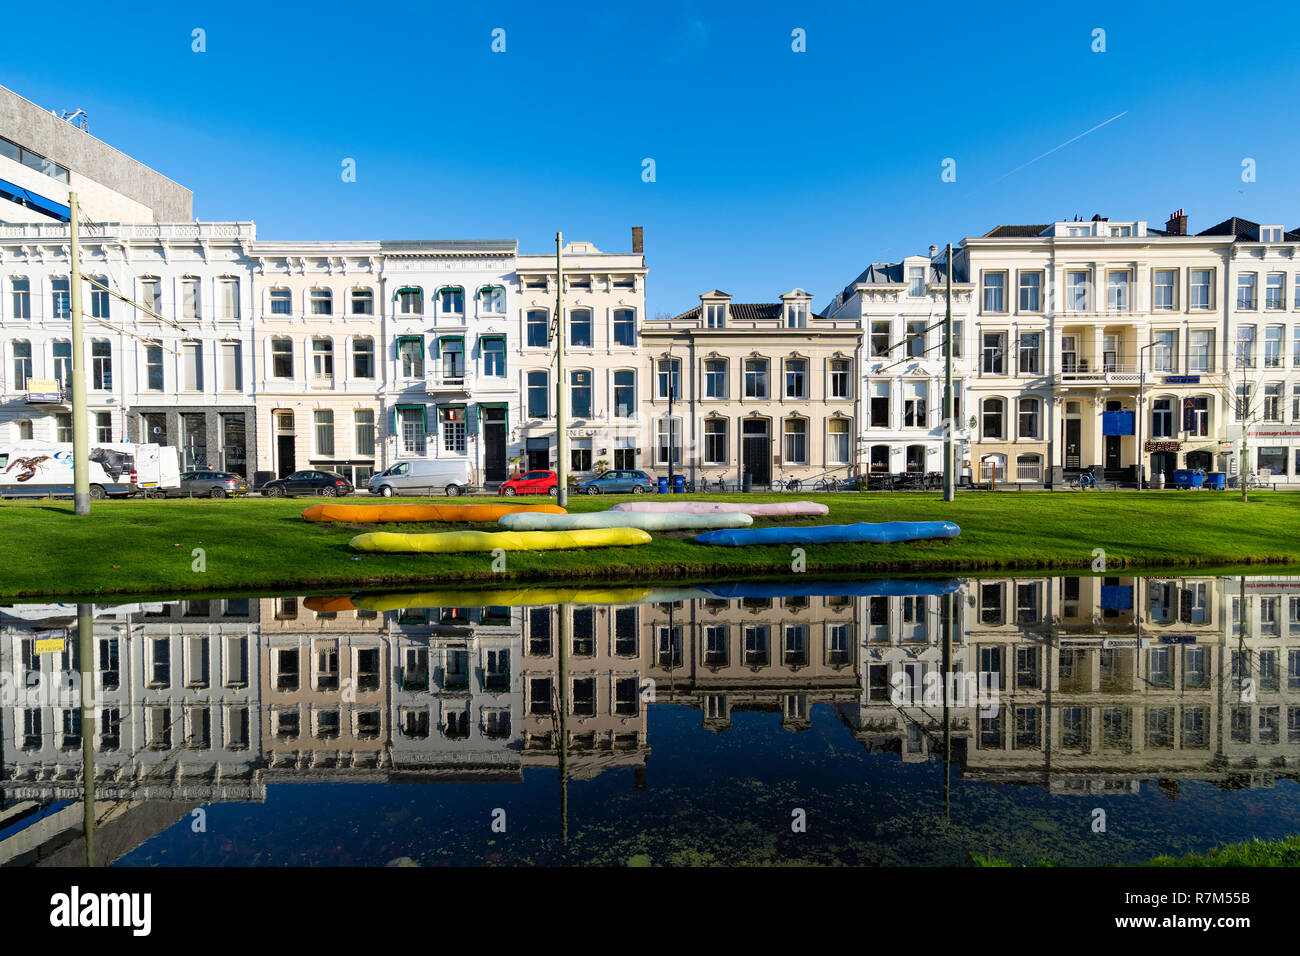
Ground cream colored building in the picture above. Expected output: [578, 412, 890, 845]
[640, 289, 860, 488]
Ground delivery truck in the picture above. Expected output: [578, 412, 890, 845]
[0, 440, 181, 499]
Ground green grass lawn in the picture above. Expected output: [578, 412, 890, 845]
[1, 489, 1299, 599]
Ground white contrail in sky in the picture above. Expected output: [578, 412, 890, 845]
[991, 111, 1129, 184]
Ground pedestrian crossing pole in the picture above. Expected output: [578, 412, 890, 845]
[555, 232, 568, 507]
[69, 193, 91, 514]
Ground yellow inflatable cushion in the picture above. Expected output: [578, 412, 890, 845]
[303, 502, 566, 523]
[349, 527, 651, 554]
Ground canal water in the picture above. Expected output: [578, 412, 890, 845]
[2, 572, 1298, 866]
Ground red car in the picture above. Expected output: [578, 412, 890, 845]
[500, 469, 558, 496]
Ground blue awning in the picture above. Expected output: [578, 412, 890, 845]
[0, 177, 71, 222]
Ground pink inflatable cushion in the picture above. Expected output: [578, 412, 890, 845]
[611, 500, 828, 517]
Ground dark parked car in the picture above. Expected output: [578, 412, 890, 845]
[261, 470, 353, 498]
[164, 470, 249, 498]
[577, 469, 655, 495]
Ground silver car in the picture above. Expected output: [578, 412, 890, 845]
[164, 470, 250, 498]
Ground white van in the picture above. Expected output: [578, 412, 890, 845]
[0, 440, 181, 499]
[368, 459, 474, 497]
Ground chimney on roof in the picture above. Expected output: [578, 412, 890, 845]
[1165, 209, 1187, 235]
[631, 226, 644, 254]
[928, 244, 938, 257]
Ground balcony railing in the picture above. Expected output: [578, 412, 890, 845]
[425, 368, 471, 392]
[1057, 363, 1141, 384]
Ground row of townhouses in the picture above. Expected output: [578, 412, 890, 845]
[4, 85, 1300, 488]
[4, 574, 1299, 861]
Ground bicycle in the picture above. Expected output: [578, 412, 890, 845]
[1068, 469, 1101, 490]
[814, 476, 837, 492]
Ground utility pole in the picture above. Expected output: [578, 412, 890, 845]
[78, 602, 96, 866]
[558, 601, 570, 846]
[666, 345, 675, 490]
[943, 243, 955, 502]
[69, 193, 91, 514]
[555, 232, 568, 507]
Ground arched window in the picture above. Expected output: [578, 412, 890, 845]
[1017, 397, 1040, 439]
[396, 286, 422, 316]
[11, 339, 32, 389]
[982, 398, 1005, 439]
[869, 444, 890, 472]
[438, 286, 464, 315]
[526, 309, 549, 348]
[479, 285, 504, 313]
[905, 444, 925, 473]
[1151, 396, 1174, 438]
[309, 288, 333, 316]
[269, 288, 292, 315]
[351, 288, 374, 315]
[1016, 454, 1042, 482]
[569, 308, 592, 348]
[613, 370, 636, 418]
[271, 336, 294, 378]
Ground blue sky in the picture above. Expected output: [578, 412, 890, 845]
[4, 0, 1300, 314]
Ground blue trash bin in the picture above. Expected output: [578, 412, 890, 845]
[1207, 472, 1225, 490]
[1173, 469, 1193, 489]
[673, 474, 685, 494]
[657, 476, 668, 494]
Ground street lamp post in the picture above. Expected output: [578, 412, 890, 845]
[1136, 341, 1157, 490]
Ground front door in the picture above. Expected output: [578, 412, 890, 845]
[483, 408, 507, 482]
[1064, 419, 1081, 469]
[277, 435, 296, 479]
[741, 419, 771, 485]
[1105, 435, 1122, 471]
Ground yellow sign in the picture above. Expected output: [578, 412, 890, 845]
[25, 378, 62, 403]
[35, 637, 66, 655]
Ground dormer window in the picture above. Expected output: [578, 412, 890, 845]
[705, 303, 726, 328]
[907, 266, 925, 297]
[1261, 225, 1283, 243]
[785, 303, 808, 329]
[1110, 224, 1133, 237]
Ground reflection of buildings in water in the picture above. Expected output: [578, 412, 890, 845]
[645, 594, 861, 734]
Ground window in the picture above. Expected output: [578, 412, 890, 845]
[1189, 330, 1213, 372]
[1265, 326, 1284, 367]
[216, 278, 239, 319]
[353, 337, 374, 378]
[785, 358, 807, 398]
[52, 277, 70, 318]
[11, 277, 31, 318]
[982, 271, 1007, 312]
[220, 341, 242, 391]
[182, 342, 203, 391]
[613, 308, 636, 346]
[12, 340, 31, 389]
[271, 338, 293, 378]
[398, 338, 423, 377]
[784, 418, 807, 464]
[1294, 384, 1300, 421]
[1018, 332, 1041, 374]
[482, 336, 506, 377]
[571, 370, 592, 418]
[570, 441, 592, 472]
[182, 277, 201, 319]
[1066, 271, 1089, 311]
[829, 359, 850, 399]
[657, 417, 682, 465]
[1190, 269, 1212, 310]
[95, 411, 111, 442]
[399, 406, 426, 455]
[441, 406, 466, 454]
[1018, 397, 1040, 439]
[1259, 446, 1287, 475]
[1151, 397, 1173, 438]
[312, 338, 334, 379]
[351, 288, 374, 315]
[1235, 325, 1256, 367]
[657, 358, 680, 400]
[52, 339, 71, 387]
[570, 308, 592, 347]
[982, 398, 1004, 439]
[480, 286, 504, 313]
[314, 410, 334, 456]
[704, 358, 727, 398]
[1237, 273, 1258, 310]
[786, 302, 808, 328]
[1152, 330, 1176, 372]
[1186, 396, 1209, 437]
[55, 412, 72, 442]
[828, 418, 849, 464]
[1235, 383, 1251, 421]
[439, 287, 464, 314]
[90, 277, 109, 319]
[310, 289, 333, 316]
[1153, 269, 1176, 310]
[906, 320, 927, 357]
[908, 266, 925, 297]
[869, 383, 889, 428]
[527, 371, 549, 418]
[704, 418, 727, 464]
[705, 303, 726, 328]
[982, 332, 1005, 374]
[440, 338, 464, 381]
[353, 409, 375, 457]
[871, 320, 891, 357]
[613, 370, 635, 418]
[526, 309, 548, 347]
[1106, 271, 1131, 311]
[903, 381, 926, 427]
[1263, 383, 1282, 422]
[1018, 271, 1042, 311]
[1267, 273, 1285, 310]
[396, 286, 423, 316]
[743, 359, 768, 398]
[270, 288, 292, 315]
